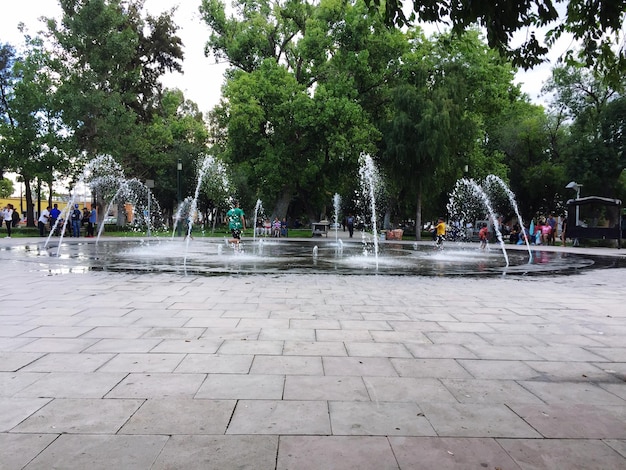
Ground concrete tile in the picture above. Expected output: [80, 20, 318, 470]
[0, 337, 37, 351]
[525, 360, 618, 382]
[420, 402, 542, 438]
[441, 379, 544, 404]
[97, 353, 185, 373]
[0, 352, 45, 372]
[152, 435, 278, 470]
[363, 376, 457, 403]
[278, 436, 398, 470]
[199, 327, 260, 340]
[525, 345, 610, 362]
[82, 338, 162, 353]
[0, 372, 45, 397]
[290, 319, 340, 329]
[21, 353, 115, 373]
[174, 354, 253, 374]
[518, 380, 626, 405]
[329, 401, 435, 436]
[404, 343, 477, 359]
[16, 338, 98, 353]
[19, 326, 94, 338]
[0, 397, 51, 431]
[498, 438, 626, 469]
[195, 373, 284, 399]
[604, 439, 626, 458]
[80, 326, 151, 339]
[12, 398, 144, 434]
[391, 358, 473, 378]
[15, 372, 126, 399]
[22, 434, 168, 470]
[217, 340, 283, 355]
[149, 339, 222, 353]
[316, 329, 374, 342]
[227, 400, 330, 435]
[284, 376, 369, 401]
[345, 342, 412, 358]
[120, 398, 236, 434]
[457, 359, 540, 380]
[283, 341, 347, 356]
[389, 436, 521, 469]
[323, 357, 398, 377]
[106, 373, 205, 398]
[369, 330, 431, 343]
[0, 433, 58, 470]
[250, 355, 323, 375]
[509, 404, 626, 438]
[258, 328, 315, 341]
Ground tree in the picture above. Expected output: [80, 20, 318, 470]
[368, 0, 626, 89]
[544, 65, 625, 199]
[202, 0, 393, 219]
[46, 0, 185, 169]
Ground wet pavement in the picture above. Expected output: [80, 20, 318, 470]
[1, 235, 625, 469]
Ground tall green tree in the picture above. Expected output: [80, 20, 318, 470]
[202, 0, 397, 219]
[46, 0, 185, 172]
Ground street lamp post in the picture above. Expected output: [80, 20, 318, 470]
[565, 181, 582, 225]
[176, 159, 183, 236]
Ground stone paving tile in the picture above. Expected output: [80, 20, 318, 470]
[119, 398, 236, 434]
[217, 339, 284, 355]
[22, 434, 168, 470]
[0, 352, 45, 372]
[0, 337, 36, 352]
[0, 372, 45, 397]
[199, 327, 260, 340]
[21, 353, 115, 373]
[329, 401, 435, 436]
[195, 373, 284, 399]
[277, 436, 398, 470]
[457, 359, 540, 380]
[258, 328, 316, 341]
[283, 376, 369, 401]
[11, 398, 143, 434]
[0, 397, 51, 432]
[604, 439, 626, 458]
[391, 358, 473, 379]
[97, 353, 185, 373]
[16, 338, 98, 353]
[509, 404, 626, 438]
[363, 376, 457, 403]
[106, 373, 206, 398]
[251, 355, 324, 375]
[283, 340, 347, 356]
[517, 380, 626, 405]
[82, 338, 162, 353]
[497, 438, 626, 469]
[149, 339, 222, 354]
[227, 400, 331, 435]
[174, 353, 254, 374]
[0, 433, 58, 470]
[441, 379, 545, 404]
[345, 341, 412, 358]
[15, 372, 126, 399]
[152, 435, 278, 470]
[323, 356, 398, 377]
[420, 402, 542, 438]
[389, 436, 522, 469]
[403, 343, 477, 359]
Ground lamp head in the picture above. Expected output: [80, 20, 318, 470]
[565, 181, 578, 190]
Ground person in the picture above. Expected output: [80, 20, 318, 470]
[87, 206, 97, 237]
[38, 206, 51, 237]
[435, 217, 446, 249]
[541, 220, 552, 245]
[11, 207, 20, 228]
[70, 204, 82, 237]
[226, 200, 246, 245]
[546, 214, 557, 245]
[2, 204, 14, 238]
[560, 215, 568, 246]
[280, 218, 288, 237]
[49, 204, 61, 234]
[478, 223, 489, 250]
[346, 214, 355, 238]
[272, 217, 281, 237]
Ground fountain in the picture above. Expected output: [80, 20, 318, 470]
[20, 155, 620, 278]
[358, 153, 380, 267]
[333, 193, 341, 245]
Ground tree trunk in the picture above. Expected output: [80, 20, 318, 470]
[272, 186, 292, 220]
[24, 176, 36, 227]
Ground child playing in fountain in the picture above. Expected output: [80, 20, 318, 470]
[226, 200, 246, 245]
[435, 217, 446, 249]
[479, 223, 489, 250]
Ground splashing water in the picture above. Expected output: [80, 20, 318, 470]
[484, 175, 533, 262]
[333, 193, 341, 245]
[358, 153, 379, 267]
[253, 199, 263, 242]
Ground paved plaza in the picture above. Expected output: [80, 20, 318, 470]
[1, 236, 626, 469]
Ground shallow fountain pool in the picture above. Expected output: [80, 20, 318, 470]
[8, 238, 625, 277]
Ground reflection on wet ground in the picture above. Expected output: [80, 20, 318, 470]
[5, 238, 625, 277]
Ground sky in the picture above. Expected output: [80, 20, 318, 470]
[1, 0, 573, 114]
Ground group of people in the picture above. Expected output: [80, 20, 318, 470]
[1, 204, 21, 238]
[37, 203, 97, 237]
[255, 217, 288, 238]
